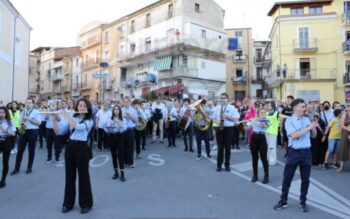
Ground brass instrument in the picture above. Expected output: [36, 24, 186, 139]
[135, 105, 147, 131]
[19, 111, 26, 135]
[165, 101, 173, 129]
[192, 99, 211, 131]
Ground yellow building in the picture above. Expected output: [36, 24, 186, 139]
[226, 28, 254, 101]
[266, 0, 347, 103]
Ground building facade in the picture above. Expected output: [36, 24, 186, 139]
[0, 0, 31, 104]
[252, 40, 271, 99]
[266, 0, 347, 103]
[226, 28, 253, 101]
[28, 54, 40, 101]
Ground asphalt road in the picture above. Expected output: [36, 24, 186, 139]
[0, 136, 349, 219]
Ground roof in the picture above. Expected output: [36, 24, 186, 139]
[31, 47, 52, 53]
[267, 0, 333, 16]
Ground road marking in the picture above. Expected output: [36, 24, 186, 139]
[232, 161, 262, 172]
[89, 155, 110, 167]
[148, 154, 165, 166]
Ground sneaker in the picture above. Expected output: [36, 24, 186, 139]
[251, 175, 258, 182]
[335, 163, 340, 168]
[225, 166, 231, 171]
[300, 203, 308, 212]
[323, 163, 329, 169]
[11, 149, 17, 154]
[273, 200, 288, 210]
[0, 181, 6, 188]
[207, 154, 211, 159]
[160, 140, 164, 144]
[130, 164, 135, 168]
[45, 159, 53, 164]
[212, 145, 218, 150]
[196, 156, 202, 161]
[262, 176, 269, 184]
[136, 154, 142, 159]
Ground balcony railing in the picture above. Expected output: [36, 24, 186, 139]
[172, 67, 198, 77]
[265, 68, 337, 87]
[61, 85, 70, 92]
[50, 73, 64, 81]
[231, 76, 247, 84]
[293, 38, 318, 53]
[81, 58, 101, 71]
[233, 55, 247, 63]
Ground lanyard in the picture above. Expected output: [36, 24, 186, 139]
[26, 108, 34, 117]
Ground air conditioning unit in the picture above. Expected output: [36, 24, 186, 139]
[134, 80, 141, 87]
[114, 87, 119, 93]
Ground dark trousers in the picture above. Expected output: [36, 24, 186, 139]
[108, 133, 125, 170]
[124, 129, 135, 166]
[216, 126, 234, 168]
[63, 141, 93, 209]
[97, 128, 108, 150]
[182, 122, 194, 150]
[15, 130, 38, 171]
[38, 121, 46, 148]
[135, 129, 146, 154]
[166, 121, 177, 146]
[281, 148, 312, 204]
[0, 138, 12, 182]
[250, 133, 269, 176]
[232, 126, 240, 148]
[46, 129, 63, 160]
[195, 128, 210, 156]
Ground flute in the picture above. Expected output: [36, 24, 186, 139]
[37, 111, 88, 114]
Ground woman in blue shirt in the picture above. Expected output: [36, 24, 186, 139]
[60, 99, 94, 214]
[0, 106, 16, 188]
[247, 108, 270, 184]
[105, 105, 127, 182]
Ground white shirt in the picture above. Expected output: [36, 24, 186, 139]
[152, 102, 166, 119]
[167, 107, 178, 121]
[0, 120, 16, 137]
[96, 109, 112, 128]
[213, 104, 240, 127]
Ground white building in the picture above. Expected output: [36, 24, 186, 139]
[0, 0, 31, 104]
[117, 0, 226, 100]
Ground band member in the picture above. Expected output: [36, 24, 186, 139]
[51, 111, 69, 163]
[280, 95, 294, 157]
[105, 105, 126, 182]
[194, 99, 211, 160]
[142, 101, 151, 149]
[165, 101, 177, 148]
[11, 98, 41, 175]
[60, 98, 94, 214]
[266, 102, 280, 166]
[247, 108, 270, 183]
[95, 101, 111, 151]
[180, 98, 194, 152]
[121, 96, 138, 168]
[9, 101, 21, 154]
[60, 100, 69, 112]
[133, 100, 147, 158]
[44, 102, 61, 163]
[151, 97, 166, 143]
[232, 101, 241, 149]
[213, 93, 240, 171]
[38, 100, 48, 148]
[274, 99, 317, 212]
[0, 107, 16, 188]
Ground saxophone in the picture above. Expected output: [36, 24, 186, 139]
[19, 110, 26, 135]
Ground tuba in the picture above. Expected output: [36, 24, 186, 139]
[192, 99, 211, 131]
[135, 105, 147, 131]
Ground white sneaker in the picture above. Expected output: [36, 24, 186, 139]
[11, 149, 17, 154]
[212, 145, 218, 150]
[45, 159, 53, 164]
[196, 156, 202, 161]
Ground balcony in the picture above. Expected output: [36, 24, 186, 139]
[80, 82, 93, 91]
[265, 68, 337, 88]
[231, 76, 248, 84]
[254, 56, 264, 64]
[344, 73, 350, 86]
[61, 85, 70, 93]
[293, 39, 318, 53]
[158, 67, 199, 80]
[343, 41, 350, 55]
[50, 73, 64, 81]
[81, 35, 101, 49]
[82, 58, 101, 71]
[233, 55, 247, 63]
[53, 61, 63, 69]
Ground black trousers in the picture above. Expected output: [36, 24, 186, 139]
[15, 129, 38, 171]
[38, 121, 46, 148]
[135, 129, 146, 154]
[108, 133, 125, 170]
[46, 129, 63, 160]
[182, 122, 194, 150]
[124, 129, 135, 166]
[97, 128, 108, 150]
[281, 148, 311, 204]
[216, 126, 234, 168]
[250, 133, 269, 177]
[0, 138, 12, 182]
[195, 128, 210, 156]
[232, 126, 240, 148]
[63, 141, 93, 209]
[166, 121, 177, 146]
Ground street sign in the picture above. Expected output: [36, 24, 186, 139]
[92, 72, 107, 79]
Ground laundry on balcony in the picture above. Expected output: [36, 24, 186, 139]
[153, 56, 173, 71]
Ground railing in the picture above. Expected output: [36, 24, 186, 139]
[61, 85, 70, 92]
[53, 61, 63, 69]
[293, 38, 318, 51]
[172, 67, 198, 77]
[81, 58, 101, 70]
[255, 56, 264, 63]
[50, 73, 64, 81]
[233, 55, 246, 62]
[231, 76, 247, 84]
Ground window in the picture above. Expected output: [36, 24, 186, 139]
[95, 50, 99, 62]
[201, 29, 206, 39]
[299, 58, 310, 79]
[130, 43, 136, 55]
[145, 38, 152, 52]
[291, 8, 304, 15]
[201, 61, 206, 69]
[104, 50, 109, 62]
[309, 6, 322, 14]
[236, 50, 243, 57]
[182, 56, 188, 67]
[104, 31, 109, 43]
[130, 20, 135, 33]
[298, 27, 309, 48]
[235, 31, 243, 38]
[168, 4, 173, 18]
[75, 59, 79, 67]
[236, 68, 243, 77]
[146, 13, 151, 27]
[195, 3, 200, 12]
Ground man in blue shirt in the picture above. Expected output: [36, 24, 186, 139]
[274, 98, 317, 212]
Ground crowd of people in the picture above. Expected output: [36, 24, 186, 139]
[0, 94, 349, 214]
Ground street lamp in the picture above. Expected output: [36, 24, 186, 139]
[99, 62, 109, 102]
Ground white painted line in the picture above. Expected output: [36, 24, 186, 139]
[231, 161, 262, 173]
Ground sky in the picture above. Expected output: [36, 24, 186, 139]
[10, 0, 278, 50]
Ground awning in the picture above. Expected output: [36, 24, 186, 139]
[153, 56, 172, 71]
[153, 86, 170, 94]
[153, 84, 184, 94]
